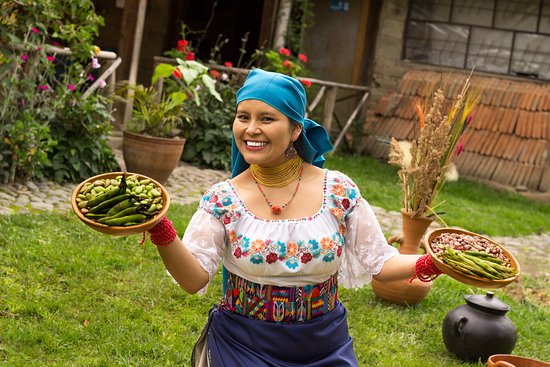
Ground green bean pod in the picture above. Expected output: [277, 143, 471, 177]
[87, 186, 122, 208]
[103, 214, 147, 226]
[105, 198, 134, 217]
[89, 193, 131, 214]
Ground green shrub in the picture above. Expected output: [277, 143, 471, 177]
[181, 78, 236, 171]
[0, 0, 117, 183]
[47, 93, 119, 182]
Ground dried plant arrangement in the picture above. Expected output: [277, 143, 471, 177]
[389, 71, 481, 219]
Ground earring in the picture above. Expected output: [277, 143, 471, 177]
[285, 144, 298, 159]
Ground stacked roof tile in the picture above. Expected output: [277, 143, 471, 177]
[362, 69, 550, 192]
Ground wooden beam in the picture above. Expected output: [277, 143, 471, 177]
[258, 0, 280, 49]
[117, 0, 139, 81]
[352, 0, 371, 86]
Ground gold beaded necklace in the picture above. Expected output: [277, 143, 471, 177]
[250, 156, 304, 215]
[249, 156, 303, 188]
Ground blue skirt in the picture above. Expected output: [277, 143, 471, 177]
[206, 302, 358, 366]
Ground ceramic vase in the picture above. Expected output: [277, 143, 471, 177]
[371, 209, 435, 306]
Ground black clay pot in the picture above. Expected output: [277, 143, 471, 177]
[442, 291, 517, 362]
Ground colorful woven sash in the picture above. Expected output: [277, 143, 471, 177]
[221, 272, 339, 323]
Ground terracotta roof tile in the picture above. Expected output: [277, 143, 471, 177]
[374, 95, 391, 116]
[494, 108, 507, 132]
[528, 166, 544, 190]
[529, 140, 546, 166]
[368, 69, 550, 192]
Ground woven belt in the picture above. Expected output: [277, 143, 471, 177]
[221, 272, 339, 323]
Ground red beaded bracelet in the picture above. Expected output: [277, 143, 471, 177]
[409, 254, 443, 283]
[142, 216, 177, 246]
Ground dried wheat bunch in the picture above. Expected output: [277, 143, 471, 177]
[389, 72, 480, 218]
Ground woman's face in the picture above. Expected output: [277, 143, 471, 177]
[233, 99, 302, 168]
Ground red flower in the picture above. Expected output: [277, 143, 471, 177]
[336, 246, 342, 257]
[172, 68, 182, 79]
[341, 198, 350, 209]
[234, 247, 242, 258]
[177, 39, 188, 52]
[279, 48, 291, 57]
[282, 60, 292, 68]
[224, 61, 233, 67]
[223, 216, 231, 225]
[46, 55, 55, 62]
[185, 51, 195, 60]
[301, 252, 312, 264]
[298, 53, 308, 63]
[209, 69, 220, 79]
[300, 79, 312, 88]
[266, 252, 278, 264]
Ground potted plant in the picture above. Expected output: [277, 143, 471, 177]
[118, 58, 222, 184]
[372, 71, 480, 305]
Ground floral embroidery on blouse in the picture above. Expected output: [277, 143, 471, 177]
[230, 231, 345, 269]
[198, 170, 362, 270]
[199, 182, 242, 225]
[327, 173, 360, 223]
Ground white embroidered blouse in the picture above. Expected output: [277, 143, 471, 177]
[182, 169, 398, 291]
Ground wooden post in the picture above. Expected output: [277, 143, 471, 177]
[332, 91, 370, 152]
[322, 87, 338, 134]
[306, 86, 326, 118]
[123, 0, 147, 124]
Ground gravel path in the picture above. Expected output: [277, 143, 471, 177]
[1, 161, 548, 277]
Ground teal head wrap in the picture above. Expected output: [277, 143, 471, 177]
[231, 68, 333, 178]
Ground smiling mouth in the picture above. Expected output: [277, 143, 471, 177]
[245, 140, 269, 147]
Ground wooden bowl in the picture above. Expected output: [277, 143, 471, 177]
[487, 354, 550, 367]
[425, 228, 520, 289]
[71, 172, 170, 236]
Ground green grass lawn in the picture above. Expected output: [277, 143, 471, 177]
[1, 155, 549, 366]
[326, 155, 550, 236]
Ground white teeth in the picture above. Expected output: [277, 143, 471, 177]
[246, 141, 268, 147]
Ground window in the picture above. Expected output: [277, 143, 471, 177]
[403, 0, 550, 80]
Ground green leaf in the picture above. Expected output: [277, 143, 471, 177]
[169, 91, 188, 104]
[201, 75, 222, 102]
[152, 63, 175, 84]
[181, 67, 199, 86]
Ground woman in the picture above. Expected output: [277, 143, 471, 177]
[147, 69, 441, 366]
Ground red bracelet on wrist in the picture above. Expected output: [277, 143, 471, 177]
[409, 254, 443, 283]
[146, 216, 177, 246]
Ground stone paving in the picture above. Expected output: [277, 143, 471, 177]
[1, 160, 548, 277]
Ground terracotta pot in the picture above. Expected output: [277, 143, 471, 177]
[371, 209, 435, 305]
[399, 209, 434, 254]
[487, 354, 550, 367]
[122, 130, 185, 184]
[371, 277, 432, 306]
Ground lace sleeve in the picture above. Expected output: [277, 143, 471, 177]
[181, 209, 226, 292]
[338, 198, 398, 289]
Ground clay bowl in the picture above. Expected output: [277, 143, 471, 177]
[71, 172, 170, 236]
[487, 354, 550, 367]
[425, 228, 520, 289]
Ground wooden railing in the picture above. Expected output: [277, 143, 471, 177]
[152, 56, 369, 153]
[3, 43, 122, 114]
